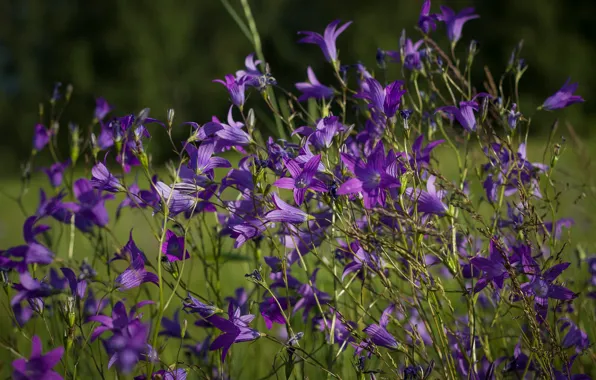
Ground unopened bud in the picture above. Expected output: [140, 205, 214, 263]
[167, 108, 175, 128]
[246, 108, 256, 132]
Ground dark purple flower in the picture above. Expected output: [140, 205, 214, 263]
[437, 100, 481, 132]
[363, 304, 398, 349]
[338, 141, 400, 209]
[293, 115, 343, 150]
[418, 0, 439, 34]
[186, 141, 231, 177]
[405, 175, 448, 216]
[135, 368, 187, 380]
[90, 162, 123, 193]
[470, 238, 510, 293]
[265, 193, 311, 224]
[559, 318, 590, 353]
[2, 216, 54, 271]
[33, 124, 51, 152]
[297, 19, 352, 63]
[72, 178, 113, 232]
[209, 303, 261, 361]
[60, 267, 87, 299]
[294, 269, 331, 321]
[260, 296, 291, 329]
[541, 78, 584, 111]
[355, 78, 405, 120]
[183, 293, 219, 321]
[314, 309, 356, 350]
[296, 67, 334, 101]
[273, 155, 327, 205]
[520, 253, 576, 323]
[42, 161, 69, 188]
[214, 74, 248, 108]
[438, 6, 479, 44]
[83, 288, 108, 317]
[154, 181, 199, 217]
[342, 241, 384, 280]
[160, 309, 188, 338]
[115, 255, 159, 291]
[236, 53, 262, 86]
[12, 335, 64, 380]
[95, 97, 113, 121]
[104, 322, 151, 373]
[161, 230, 190, 263]
[507, 103, 521, 129]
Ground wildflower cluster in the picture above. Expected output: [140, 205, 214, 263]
[1, 1, 593, 379]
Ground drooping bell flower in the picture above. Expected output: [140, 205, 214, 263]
[42, 161, 69, 188]
[32, 124, 51, 152]
[265, 193, 311, 224]
[437, 6, 479, 45]
[90, 162, 124, 193]
[541, 78, 584, 111]
[363, 304, 399, 349]
[296, 67, 334, 102]
[94, 97, 113, 121]
[297, 19, 352, 63]
[213, 74, 249, 109]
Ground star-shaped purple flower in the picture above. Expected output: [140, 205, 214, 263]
[12, 335, 64, 380]
[298, 19, 352, 63]
[273, 154, 327, 205]
[209, 303, 260, 361]
[541, 78, 584, 111]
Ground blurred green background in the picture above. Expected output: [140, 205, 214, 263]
[0, 0, 594, 174]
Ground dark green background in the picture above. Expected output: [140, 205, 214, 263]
[0, 0, 594, 172]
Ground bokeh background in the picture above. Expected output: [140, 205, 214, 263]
[0, 0, 595, 173]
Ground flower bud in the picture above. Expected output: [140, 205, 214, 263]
[167, 108, 175, 128]
[246, 108, 256, 132]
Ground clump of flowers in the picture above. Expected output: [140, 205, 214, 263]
[1, 0, 593, 378]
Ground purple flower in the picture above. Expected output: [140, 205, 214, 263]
[235, 53, 262, 86]
[507, 103, 521, 129]
[294, 269, 331, 321]
[72, 178, 113, 231]
[115, 255, 159, 290]
[541, 218, 574, 240]
[2, 216, 54, 271]
[154, 181, 199, 217]
[293, 115, 343, 149]
[60, 267, 87, 299]
[273, 155, 327, 205]
[209, 303, 261, 361]
[297, 19, 352, 63]
[186, 141, 231, 177]
[418, 0, 439, 34]
[355, 78, 406, 120]
[338, 141, 400, 209]
[94, 97, 113, 121]
[33, 124, 51, 152]
[214, 74, 248, 108]
[83, 288, 108, 317]
[541, 78, 584, 110]
[160, 309, 188, 338]
[265, 193, 311, 224]
[161, 230, 190, 262]
[42, 161, 69, 188]
[12, 335, 64, 380]
[520, 254, 577, 323]
[559, 318, 590, 353]
[437, 100, 481, 132]
[438, 6, 479, 44]
[90, 162, 123, 193]
[260, 296, 291, 329]
[363, 304, 398, 349]
[296, 67, 334, 102]
[342, 241, 384, 280]
[405, 175, 448, 216]
[470, 238, 510, 293]
[135, 369, 187, 380]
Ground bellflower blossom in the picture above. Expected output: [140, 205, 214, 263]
[42, 161, 69, 188]
[363, 304, 399, 349]
[213, 74, 248, 108]
[235, 53, 262, 87]
[298, 19, 352, 63]
[296, 67, 334, 101]
[115, 255, 159, 290]
[294, 269, 331, 321]
[209, 303, 261, 361]
[418, 0, 439, 34]
[161, 230, 190, 262]
[541, 78, 584, 110]
[355, 78, 406, 121]
[436, 93, 490, 132]
[95, 97, 113, 121]
[265, 193, 311, 224]
[273, 155, 327, 205]
[12, 335, 64, 380]
[338, 141, 400, 209]
[438, 6, 479, 45]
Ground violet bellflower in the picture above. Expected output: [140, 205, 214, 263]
[438, 6, 479, 45]
[470, 238, 511, 293]
[209, 303, 261, 361]
[520, 252, 577, 323]
[404, 175, 448, 216]
[559, 318, 590, 353]
[260, 296, 292, 329]
[273, 154, 327, 205]
[418, 0, 439, 34]
[1, 216, 55, 271]
[72, 178, 114, 232]
[541, 78, 584, 110]
[338, 141, 400, 209]
[185, 141, 231, 177]
[297, 19, 352, 63]
[161, 230, 190, 262]
[42, 161, 69, 188]
[94, 97, 113, 121]
[355, 77, 406, 121]
[90, 162, 124, 193]
[12, 335, 64, 380]
[115, 255, 159, 291]
[293, 268, 331, 321]
[135, 368, 188, 380]
[436, 93, 490, 132]
[295, 67, 334, 102]
[265, 192, 311, 224]
[159, 309, 189, 339]
[292, 115, 343, 150]
[363, 304, 399, 349]
[33, 124, 51, 152]
[213, 74, 248, 109]
[235, 53, 262, 87]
